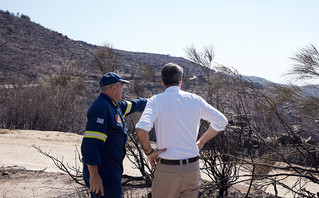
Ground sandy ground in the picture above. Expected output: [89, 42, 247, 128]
[1, 129, 318, 198]
[0, 129, 142, 198]
[0, 129, 143, 175]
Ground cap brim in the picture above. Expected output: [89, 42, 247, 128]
[120, 79, 130, 84]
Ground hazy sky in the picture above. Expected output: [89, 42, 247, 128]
[2, 0, 319, 84]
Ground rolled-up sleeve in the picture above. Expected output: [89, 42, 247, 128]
[200, 97, 228, 131]
[135, 97, 158, 132]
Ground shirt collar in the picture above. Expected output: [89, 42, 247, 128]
[100, 93, 118, 107]
[164, 86, 180, 93]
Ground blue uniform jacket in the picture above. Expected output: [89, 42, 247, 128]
[81, 93, 147, 192]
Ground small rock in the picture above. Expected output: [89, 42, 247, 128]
[2, 171, 9, 176]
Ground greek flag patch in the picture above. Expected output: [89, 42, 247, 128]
[96, 118, 104, 124]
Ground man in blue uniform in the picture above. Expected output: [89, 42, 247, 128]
[81, 72, 147, 198]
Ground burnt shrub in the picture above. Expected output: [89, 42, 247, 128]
[0, 66, 88, 133]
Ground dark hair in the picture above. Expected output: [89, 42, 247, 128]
[161, 63, 183, 87]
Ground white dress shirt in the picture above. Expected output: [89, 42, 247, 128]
[136, 86, 228, 159]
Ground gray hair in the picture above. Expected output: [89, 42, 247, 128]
[101, 82, 121, 92]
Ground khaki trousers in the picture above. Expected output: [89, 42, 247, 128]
[152, 159, 201, 198]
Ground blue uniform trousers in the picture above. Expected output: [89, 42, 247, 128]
[83, 165, 123, 198]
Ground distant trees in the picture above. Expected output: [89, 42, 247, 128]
[91, 43, 117, 74]
[2, 10, 31, 21]
[0, 62, 87, 133]
[20, 14, 31, 21]
[129, 62, 162, 99]
[141, 63, 156, 83]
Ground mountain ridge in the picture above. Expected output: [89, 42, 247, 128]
[0, 10, 203, 83]
[4, 9, 316, 90]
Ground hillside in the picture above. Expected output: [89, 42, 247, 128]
[2, 10, 318, 91]
[0, 11, 97, 81]
[0, 10, 201, 83]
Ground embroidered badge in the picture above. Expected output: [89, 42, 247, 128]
[114, 114, 121, 124]
[96, 118, 104, 124]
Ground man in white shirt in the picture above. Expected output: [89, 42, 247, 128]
[135, 63, 228, 198]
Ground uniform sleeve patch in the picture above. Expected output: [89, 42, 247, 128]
[96, 118, 104, 124]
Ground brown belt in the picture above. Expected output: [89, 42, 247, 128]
[159, 156, 199, 165]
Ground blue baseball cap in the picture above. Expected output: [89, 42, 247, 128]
[99, 72, 130, 87]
